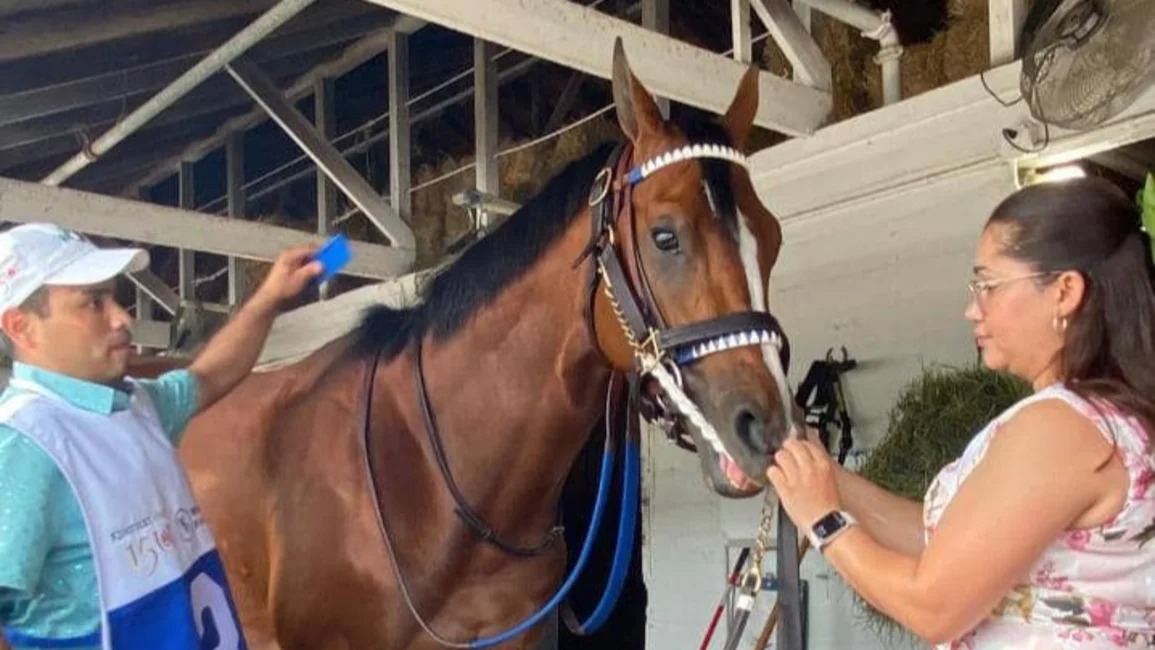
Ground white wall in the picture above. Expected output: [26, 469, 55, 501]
[642, 58, 1155, 650]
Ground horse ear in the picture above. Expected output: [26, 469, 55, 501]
[612, 37, 664, 142]
[721, 65, 759, 149]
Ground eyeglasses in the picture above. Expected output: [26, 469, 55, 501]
[967, 270, 1059, 310]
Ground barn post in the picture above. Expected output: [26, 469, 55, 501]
[474, 38, 499, 229]
[226, 133, 246, 306]
[315, 76, 337, 300]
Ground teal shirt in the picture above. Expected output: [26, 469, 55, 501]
[0, 362, 200, 649]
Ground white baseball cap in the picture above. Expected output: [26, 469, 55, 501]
[0, 223, 150, 313]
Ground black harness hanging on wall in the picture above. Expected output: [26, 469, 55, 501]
[793, 347, 857, 465]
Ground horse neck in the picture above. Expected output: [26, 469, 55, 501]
[407, 208, 613, 539]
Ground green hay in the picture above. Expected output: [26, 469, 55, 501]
[850, 362, 1031, 641]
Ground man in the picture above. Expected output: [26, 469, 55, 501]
[0, 222, 322, 650]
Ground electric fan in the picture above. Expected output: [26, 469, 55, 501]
[1019, 0, 1155, 131]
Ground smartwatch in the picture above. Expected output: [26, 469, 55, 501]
[809, 509, 857, 551]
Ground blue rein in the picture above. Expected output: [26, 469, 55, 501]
[465, 404, 641, 648]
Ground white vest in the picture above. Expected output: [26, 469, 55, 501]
[0, 378, 247, 650]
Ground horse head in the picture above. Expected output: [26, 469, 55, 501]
[587, 39, 794, 499]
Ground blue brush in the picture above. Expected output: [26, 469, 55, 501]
[312, 233, 352, 284]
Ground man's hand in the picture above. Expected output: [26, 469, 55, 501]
[249, 246, 323, 312]
[187, 244, 322, 413]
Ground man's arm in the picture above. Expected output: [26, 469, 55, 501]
[185, 293, 279, 414]
[0, 431, 57, 601]
[186, 245, 321, 414]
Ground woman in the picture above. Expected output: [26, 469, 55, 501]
[768, 177, 1155, 648]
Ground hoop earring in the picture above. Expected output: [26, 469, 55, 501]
[1052, 313, 1069, 334]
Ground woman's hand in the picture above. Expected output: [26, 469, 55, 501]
[766, 435, 843, 532]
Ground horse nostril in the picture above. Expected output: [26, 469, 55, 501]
[734, 405, 770, 455]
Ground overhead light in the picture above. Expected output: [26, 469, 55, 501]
[1020, 164, 1087, 186]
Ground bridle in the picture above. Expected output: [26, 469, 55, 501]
[574, 140, 791, 456]
[359, 137, 805, 650]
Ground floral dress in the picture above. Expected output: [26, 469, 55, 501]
[923, 384, 1155, 649]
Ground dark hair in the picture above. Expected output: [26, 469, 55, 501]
[987, 177, 1155, 440]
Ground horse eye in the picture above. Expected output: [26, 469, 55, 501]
[651, 228, 679, 252]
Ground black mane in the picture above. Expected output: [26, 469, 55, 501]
[352, 110, 741, 361]
[352, 140, 618, 360]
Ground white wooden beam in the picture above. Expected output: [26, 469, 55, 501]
[389, 32, 412, 225]
[0, 177, 415, 279]
[130, 319, 171, 350]
[125, 16, 427, 195]
[0, 0, 275, 62]
[127, 270, 181, 317]
[226, 57, 416, 250]
[750, 60, 1155, 221]
[314, 76, 336, 301]
[135, 286, 153, 321]
[178, 161, 196, 300]
[642, 0, 671, 118]
[474, 39, 499, 223]
[793, 0, 812, 33]
[732, 0, 753, 64]
[225, 133, 246, 306]
[361, 0, 831, 136]
[151, 54, 543, 215]
[40, 0, 319, 187]
[0, 11, 392, 128]
[750, 0, 830, 91]
[989, 0, 1029, 66]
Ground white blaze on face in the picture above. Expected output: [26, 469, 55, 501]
[704, 181, 799, 441]
[737, 207, 800, 439]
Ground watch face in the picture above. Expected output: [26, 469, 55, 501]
[812, 511, 846, 538]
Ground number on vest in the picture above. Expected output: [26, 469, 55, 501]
[191, 572, 241, 650]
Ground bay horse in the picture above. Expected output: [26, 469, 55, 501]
[176, 39, 797, 650]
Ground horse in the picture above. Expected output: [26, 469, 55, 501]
[175, 38, 797, 650]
